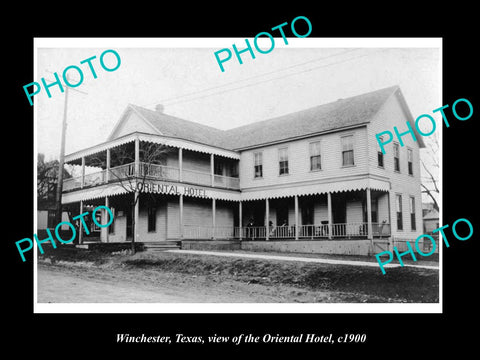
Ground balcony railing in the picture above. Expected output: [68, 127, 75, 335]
[184, 223, 391, 240]
[63, 161, 240, 192]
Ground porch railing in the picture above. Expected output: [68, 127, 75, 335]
[183, 225, 235, 239]
[63, 161, 240, 191]
[183, 222, 391, 240]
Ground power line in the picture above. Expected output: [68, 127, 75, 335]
[159, 49, 385, 108]
[140, 48, 363, 109]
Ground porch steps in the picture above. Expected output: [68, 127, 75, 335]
[142, 241, 182, 251]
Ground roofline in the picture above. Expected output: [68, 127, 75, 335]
[392, 88, 426, 148]
[232, 123, 369, 151]
[106, 104, 162, 142]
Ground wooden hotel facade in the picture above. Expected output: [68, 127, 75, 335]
[61, 86, 425, 255]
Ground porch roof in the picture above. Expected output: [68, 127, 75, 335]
[240, 176, 390, 201]
[64, 132, 241, 164]
[61, 181, 242, 204]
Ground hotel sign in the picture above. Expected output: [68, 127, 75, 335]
[137, 181, 206, 197]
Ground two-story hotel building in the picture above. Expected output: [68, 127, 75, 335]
[61, 85, 425, 255]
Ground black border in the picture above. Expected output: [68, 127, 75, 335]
[7, 6, 478, 355]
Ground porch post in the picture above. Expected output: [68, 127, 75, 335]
[81, 156, 85, 188]
[78, 200, 84, 244]
[327, 192, 332, 240]
[212, 198, 216, 239]
[265, 198, 270, 240]
[210, 154, 215, 187]
[134, 190, 139, 244]
[105, 148, 110, 183]
[179, 194, 184, 239]
[134, 136, 140, 177]
[238, 201, 243, 240]
[294, 195, 299, 240]
[366, 188, 373, 242]
[178, 148, 183, 182]
[105, 196, 109, 243]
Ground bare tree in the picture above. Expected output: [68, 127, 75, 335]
[89, 141, 171, 253]
[38, 153, 72, 208]
[421, 132, 439, 212]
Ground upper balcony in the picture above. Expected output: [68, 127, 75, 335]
[62, 132, 241, 193]
[63, 161, 240, 191]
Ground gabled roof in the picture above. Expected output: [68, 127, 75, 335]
[423, 209, 439, 220]
[108, 85, 420, 151]
[225, 85, 401, 149]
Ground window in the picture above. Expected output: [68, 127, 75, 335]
[309, 141, 321, 170]
[410, 196, 416, 231]
[407, 148, 413, 175]
[214, 161, 223, 176]
[378, 151, 384, 168]
[278, 148, 289, 175]
[147, 206, 157, 232]
[254, 152, 263, 178]
[341, 135, 354, 166]
[394, 143, 400, 172]
[396, 194, 403, 230]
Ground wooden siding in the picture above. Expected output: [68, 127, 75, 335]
[367, 91, 423, 239]
[111, 111, 158, 139]
[239, 127, 369, 190]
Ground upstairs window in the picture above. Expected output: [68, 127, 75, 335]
[377, 135, 384, 168]
[254, 152, 263, 178]
[407, 148, 413, 175]
[394, 143, 400, 172]
[278, 148, 289, 175]
[309, 141, 321, 170]
[341, 135, 354, 166]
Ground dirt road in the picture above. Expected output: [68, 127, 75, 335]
[37, 263, 341, 303]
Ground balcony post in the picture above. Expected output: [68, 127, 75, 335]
[238, 201, 243, 240]
[106, 148, 110, 183]
[81, 156, 85, 188]
[212, 198, 216, 239]
[294, 195, 299, 240]
[367, 188, 373, 242]
[134, 136, 140, 177]
[210, 154, 215, 187]
[327, 192, 332, 239]
[178, 148, 183, 182]
[265, 198, 270, 241]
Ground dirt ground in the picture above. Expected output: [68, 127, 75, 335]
[36, 247, 439, 303]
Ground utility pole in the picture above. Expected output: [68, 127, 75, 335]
[46, 73, 87, 225]
[54, 85, 69, 225]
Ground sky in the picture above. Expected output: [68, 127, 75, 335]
[35, 38, 441, 203]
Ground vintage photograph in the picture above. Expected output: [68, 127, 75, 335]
[34, 39, 441, 311]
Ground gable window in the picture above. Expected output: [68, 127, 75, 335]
[278, 148, 289, 175]
[341, 135, 354, 166]
[407, 148, 413, 175]
[254, 152, 263, 178]
[148, 206, 157, 232]
[410, 196, 416, 231]
[309, 141, 321, 171]
[396, 194, 403, 231]
[394, 143, 400, 172]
